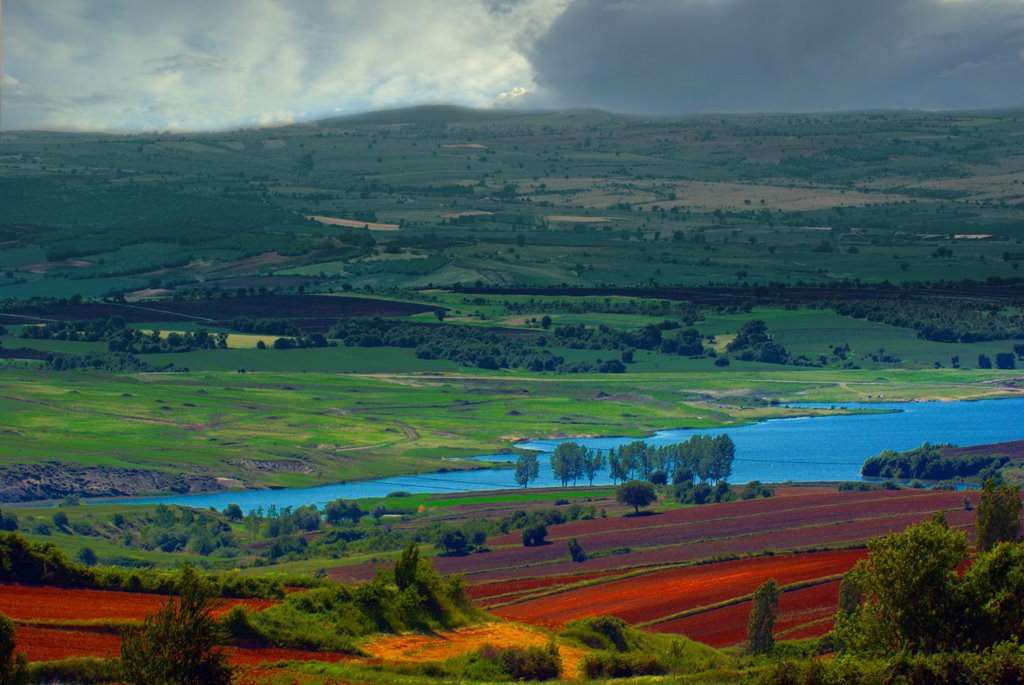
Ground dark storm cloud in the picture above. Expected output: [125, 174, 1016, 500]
[524, 0, 1024, 112]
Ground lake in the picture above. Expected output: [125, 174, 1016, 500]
[113, 397, 1024, 513]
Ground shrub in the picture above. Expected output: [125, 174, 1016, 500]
[522, 523, 548, 547]
[563, 616, 632, 652]
[582, 652, 666, 679]
[26, 658, 119, 685]
[498, 644, 561, 681]
[568, 538, 587, 563]
[0, 611, 29, 685]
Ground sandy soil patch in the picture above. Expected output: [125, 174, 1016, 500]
[545, 215, 613, 223]
[23, 259, 93, 274]
[641, 181, 911, 212]
[125, 288, 173, 302]
[308, 215, 400, 231]
[442, 210, 495, 219]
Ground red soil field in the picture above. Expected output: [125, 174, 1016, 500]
[15, 626, 356, 666]
[654, 580, 843, 647]
[467, 569, 626, 605]
[492, 549, 865, 628]
[15, 627, 120, 662]
[0, 584, 275, 621]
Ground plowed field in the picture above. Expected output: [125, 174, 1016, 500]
[491, 549, 865, 628]
[14, 626, 356, 666]
[654, 580, 843, 647]
[0, 584, 275, 621]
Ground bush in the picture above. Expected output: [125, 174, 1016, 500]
[563, 616, 632, 652]
[0, 611, 29, 685]
[26, 658, 119, 685]
[498, 644, 561, 681]
[568, 538, 587, 563]
[522, 523, 548, 547]
[582, 652, 667, 679]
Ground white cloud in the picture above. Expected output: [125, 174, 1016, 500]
[4, 0, 568, 131]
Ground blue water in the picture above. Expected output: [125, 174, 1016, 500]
[113, 398, 1024, 513]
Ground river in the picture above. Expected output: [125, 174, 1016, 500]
[112, 397, 1024, 513]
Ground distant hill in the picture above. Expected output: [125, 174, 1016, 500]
[308, 104, 526, 127]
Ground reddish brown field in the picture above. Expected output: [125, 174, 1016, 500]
[655, 580, 843, 647]
[467, 569, 626, 605]
[14, 626, 120, 662]
[403, 489, 976, 585]
[492, 549, 865, 628]
[14, 626, 355, 666]
[0, 584, 275, 621]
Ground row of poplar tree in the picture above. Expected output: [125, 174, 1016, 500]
[514, 434, 736, 488]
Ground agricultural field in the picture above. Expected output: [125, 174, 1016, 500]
[2, 108, 1024, 300]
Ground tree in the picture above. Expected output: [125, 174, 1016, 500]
[522, 523, 548, 547]
[76, 546, 98, 567]
[120, 566, 234, 685]
[617, 480, 657, 515]
[976, 477, 1022, 553]
[222, 504, 243, 522]
[609, 450, 628, 484]
[52, 511, 69, 531]
[567, 538, 586, 563]
[0, 611, 28, 685]
[514, 453, 540, 488]
[394, 542, 420, 590]
[551, 442, 586, 487]
[995, 352, 1016, 370]
[582, 448, 607, 486]
[438, 528, 469, 556]
[833, 515, 968, 655]
[747, 579, 781, 654]
[978, 354, 993, 369]
[0, 511, 17, 533]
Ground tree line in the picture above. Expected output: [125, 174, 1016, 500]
[516, 435, 736, 488]
[861, 442, 1007, 483]
[20, 317, 227, 354]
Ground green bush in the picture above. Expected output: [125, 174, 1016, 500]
[0, 611, 28, 685]
[582, 652, 667, 679]
[522, 523, 548, 547]
[568, 537, 587, 563]
[562, 616, 636, 652]
[498, 644, 561, 681]
[26, 658, 120, 685]
[762, 643, 1024, 685]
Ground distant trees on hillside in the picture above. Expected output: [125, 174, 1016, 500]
[725, 319, 789, 364]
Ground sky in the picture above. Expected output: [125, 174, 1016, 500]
[3, 0, 1023, 131]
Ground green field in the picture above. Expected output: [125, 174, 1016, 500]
[0, 364, 1017, 502]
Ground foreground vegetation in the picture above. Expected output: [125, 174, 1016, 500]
[0, 479, 1020, 683]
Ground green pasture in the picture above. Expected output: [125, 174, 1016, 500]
[0, 365, 1016, 498]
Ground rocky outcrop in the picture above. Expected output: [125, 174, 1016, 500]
[0, 462, 224, 503]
